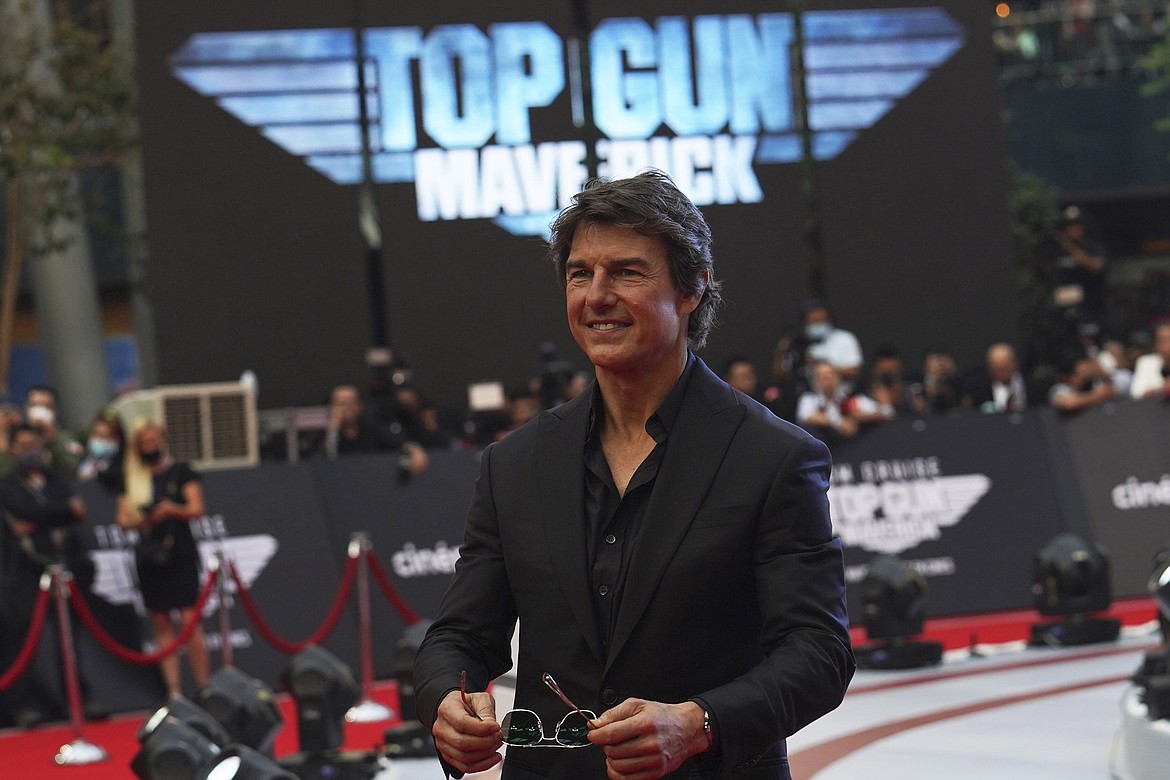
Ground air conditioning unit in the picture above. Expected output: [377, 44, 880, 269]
[110, 381, 259, 471]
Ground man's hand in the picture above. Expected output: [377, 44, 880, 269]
[588, 699, 709, 780]
[432, 688, 504, 775]
[69, 496, 86, 520]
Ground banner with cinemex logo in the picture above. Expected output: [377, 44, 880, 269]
[1051, 399, 1170, 598]
[827, 413, 1069, 619]
[135, 0, 1014, 413]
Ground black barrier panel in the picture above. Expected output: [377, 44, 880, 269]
[825, 412, 1070, 620]
[62, 402, 1170, 716]
[1048, 399, 1170, 598]
[307, 450, 482, 679]
[69, 453, 475, 714]
[74, 463, 357, 713]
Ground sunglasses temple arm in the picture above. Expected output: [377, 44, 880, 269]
[460, 671, 483, 721]
[542, 672, 585, 715]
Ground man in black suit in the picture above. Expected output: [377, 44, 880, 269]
[413, 171, 854, 780]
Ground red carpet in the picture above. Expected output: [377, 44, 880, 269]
[850, 596, 1159, 651]
[0, 679, 404, 779]
[1, 599, 1157, 779]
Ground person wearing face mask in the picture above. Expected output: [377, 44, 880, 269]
[0, 386, 84, 478]
[0, 424, 106, 727]
[799, 300, 863, 393]
[115, 420, 209, 698]
[76, 410, 126, 493]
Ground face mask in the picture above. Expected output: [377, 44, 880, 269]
[17, 449, 44, 470]
[88, 438, 118, 459]
[805, 322, 831, 341]
[26, 405, 55, 427]
[139, 449, 163, 465]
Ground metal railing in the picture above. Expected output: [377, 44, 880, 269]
[993, 0, 1169, 86]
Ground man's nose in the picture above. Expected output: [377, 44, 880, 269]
[585, 273, 616, 308]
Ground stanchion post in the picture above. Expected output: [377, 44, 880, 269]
[214, 547, 234, 668]
[345, 532, 393, 723]
[47, 565, 108, 766]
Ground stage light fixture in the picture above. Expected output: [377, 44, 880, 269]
[139, 695, 232, 749]
[197, 667, 283, 757]
[284, 645, 360, 755]
[392, 619, 432, 723]
[131, 715, 222, 780]
[1151, 543, 1170, 642]
[202, 745, 297, 780]
[853, 555, 943, 670]
[1030, 532, 1120, 647]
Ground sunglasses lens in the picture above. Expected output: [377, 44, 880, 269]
[502, 711, 542, 746]
[556, 711, 592, 747]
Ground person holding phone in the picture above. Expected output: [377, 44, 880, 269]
[116, 420, 209, 698]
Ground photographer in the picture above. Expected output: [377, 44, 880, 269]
[1048, 350, 1117, 415]
[0, 386, 84, 478]
[799, 299, 863, 393]
[1038, 205, 1108, 351]
[867, 345, 922, 418]
[0, 424, 105, 726]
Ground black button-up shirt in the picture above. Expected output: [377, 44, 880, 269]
[583, 353, 695, 652]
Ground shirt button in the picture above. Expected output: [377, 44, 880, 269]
[598, 585, 609, 596]
[605, 534, 616, 544]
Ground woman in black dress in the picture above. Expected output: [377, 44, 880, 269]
[116, 421, 209, 697]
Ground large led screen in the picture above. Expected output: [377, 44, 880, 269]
[136, 0, 1014, 413]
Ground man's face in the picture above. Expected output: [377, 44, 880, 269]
[814, 363, 840, 395]
[565, 224, 699, 378]
[330, 387, 362, 424]
[26, 389, 56, 413]
[11, 429, 44, 467]
[726, 362, 757, 396]
[988, 349, 1017, 383]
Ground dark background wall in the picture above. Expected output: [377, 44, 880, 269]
[135, 0, 1015, 411]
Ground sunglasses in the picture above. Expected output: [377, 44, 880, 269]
[461, 671, 597, 748]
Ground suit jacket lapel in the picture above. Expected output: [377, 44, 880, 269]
[607, 359, 745, 668]
[536, 390, 606, 663]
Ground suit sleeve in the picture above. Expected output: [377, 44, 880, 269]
[413, 442, 518, 732]
[699, 433, 854, 776]
[0, 477, 78, 527]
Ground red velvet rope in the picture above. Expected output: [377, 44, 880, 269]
[0, 585, 52, 692]
[68, 569, 219, 665]
[228, 554, 358, 654]
[367, 552, 423, 625]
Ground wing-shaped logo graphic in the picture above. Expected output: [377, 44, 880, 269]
[167, 8, 963, 237]
[88, 533, 279, 617]
[830, 473, 991, 555]
[90, 547, 142, 611]
[199, 535, 279, 615]
[932, 474, 993, 531]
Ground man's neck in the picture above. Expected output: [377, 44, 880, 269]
[595, 351, 687, 440]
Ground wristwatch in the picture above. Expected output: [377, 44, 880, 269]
[701, 708, 713, 749]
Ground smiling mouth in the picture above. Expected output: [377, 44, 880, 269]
[589, 323, 627, 331]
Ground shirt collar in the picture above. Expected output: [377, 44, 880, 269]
[587, 351, 696, 444]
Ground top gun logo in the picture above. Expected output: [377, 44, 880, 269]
[170, 8, 964, 236]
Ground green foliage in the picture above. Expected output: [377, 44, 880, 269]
[0, 0, 136, 183]
[1141, 33, 1170, 137]
[1006, 164, 1060, 366]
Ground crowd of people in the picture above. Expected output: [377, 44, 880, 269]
[994, 0, 1170, 86]
[0, 385, 209, 729]
[718, 302, 1167, 449]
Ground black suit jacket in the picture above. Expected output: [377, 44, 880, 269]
[414, 357, 854, 779]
